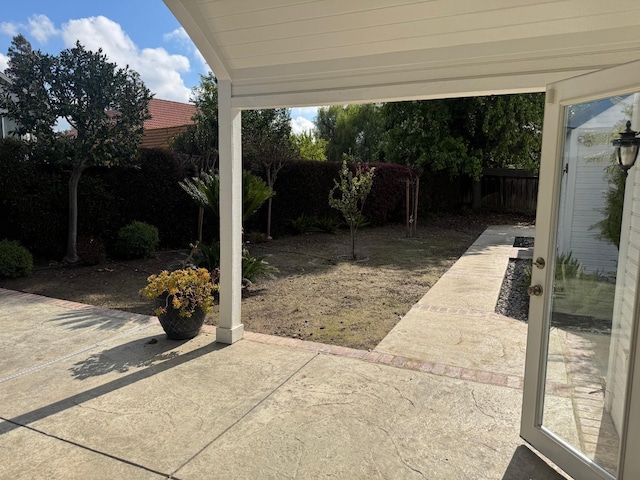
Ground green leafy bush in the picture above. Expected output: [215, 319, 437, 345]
[0, 239, 33, 278]
[180, 240, 277, 285]
[242, 247, 278, 284]
[116, 221, 159, 259]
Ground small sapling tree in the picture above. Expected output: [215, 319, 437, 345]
[329, 157, 375, 260]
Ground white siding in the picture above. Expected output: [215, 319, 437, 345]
[606, 167, 640, 433]
[606, 95, 640, 435]
[559, 97, 634, 274]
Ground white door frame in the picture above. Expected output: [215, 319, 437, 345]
[521, 60, 640, 480]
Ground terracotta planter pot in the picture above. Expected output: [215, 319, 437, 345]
[155, 296, 206, 340]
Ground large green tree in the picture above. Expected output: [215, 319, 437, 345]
[2, 35, 152, 262]
[380, 94, 544, 177]
[292, 130, 327, 161]
[315, 95, 544, 175]
[315, 104, 384, 162]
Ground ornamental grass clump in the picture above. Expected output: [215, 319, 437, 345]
[139, 268, 217, 318]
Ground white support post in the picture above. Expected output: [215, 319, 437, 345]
[216, 79, 244, 344]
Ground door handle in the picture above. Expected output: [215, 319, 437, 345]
[528, 284, 543, 296]
[534, 257, 545, 269]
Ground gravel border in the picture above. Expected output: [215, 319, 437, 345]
[496, 237, 612, 333]
[495, 258, 530, 321]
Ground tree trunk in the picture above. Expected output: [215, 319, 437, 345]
[266, 197, 273, 240]
[351, 223, 356, 260]
[405, 179, 410, 238]
[472, 178, 482, 212]
[413, 177, 420, 236]
[197, 206, 204, 243]
[63, 166, 85, 263]
[266, 169, 274, 240]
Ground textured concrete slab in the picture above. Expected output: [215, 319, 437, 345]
[176, 353, 566, 480]
[376, 307, 527, 377]
[0, 289, 155, 380]
[418, 275, 506, 311]
[0, 423, 166, 480]
[377, 225, 535, 377]
[0, 332, 315, 476]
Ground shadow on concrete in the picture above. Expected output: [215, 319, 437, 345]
[0, 339, 226, 436]
[68, 335, 186, 380]
[501, 445, 567, 479]
[48, 308, 151, 332]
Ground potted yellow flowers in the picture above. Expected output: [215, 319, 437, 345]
[140, 268, 217, 340]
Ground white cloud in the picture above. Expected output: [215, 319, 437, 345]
[28, 14, 59, 44]
[164, 27, 190, 43]
[0, 15, 59, 44]
[61, 16, 192, 102]
[291, 106, 319, 121]
[0, 22, 19, 37]
[164, 26, 208, 72]
[0, 53, 8, 72]
[290, 116, 315, 135]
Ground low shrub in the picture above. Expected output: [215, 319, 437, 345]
[291, 213, 318, 234]
[77, 236, 107, 265]
[116, 221, 159, 259]
[182, 240, 277, 285]
[314, 215, 342, 234]
[0, 239, 33, 278]
[242, 247, 278, 284]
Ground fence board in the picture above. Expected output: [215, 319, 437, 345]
[481, 168, 538, 213]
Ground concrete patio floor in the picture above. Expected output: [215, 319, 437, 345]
[0, 225, 573, 479]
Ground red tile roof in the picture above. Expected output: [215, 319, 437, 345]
[145, 98, 196, 130]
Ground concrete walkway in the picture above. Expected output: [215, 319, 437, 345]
[376, 225, 534, 381]
[0, 225, 571, 480]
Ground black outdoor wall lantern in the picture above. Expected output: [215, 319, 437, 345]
[612, 120, 640, 176]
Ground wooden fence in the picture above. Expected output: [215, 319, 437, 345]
[480, 168, 539, 213]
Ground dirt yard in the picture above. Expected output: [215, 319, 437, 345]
[0, 214, 533, 350]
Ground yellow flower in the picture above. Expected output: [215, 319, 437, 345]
[139, 267, 217, 317]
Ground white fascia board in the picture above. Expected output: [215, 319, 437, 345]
[229, 70, 590, 110]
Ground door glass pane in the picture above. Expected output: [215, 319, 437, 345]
[542, 93, 640, 477]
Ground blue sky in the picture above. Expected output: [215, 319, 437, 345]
[0, 1, 316, 133]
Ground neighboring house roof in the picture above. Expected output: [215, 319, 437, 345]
[144, 98, 196, 130]
[141, 98, 196, 149]
[0, 71, 11, 85]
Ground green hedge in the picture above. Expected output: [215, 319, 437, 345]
[0, 141, 199, 259]
[248, 161, 415, 236]
[0, 137, 465, 260]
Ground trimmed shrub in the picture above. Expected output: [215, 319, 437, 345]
[0, 239, 33, 278]
[116, 221, 159, 259]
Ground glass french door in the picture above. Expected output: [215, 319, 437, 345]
[521, 60, 640, 480]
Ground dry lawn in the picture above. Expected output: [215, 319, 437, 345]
[1, 215, 532, 349]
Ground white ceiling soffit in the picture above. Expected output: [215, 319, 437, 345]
[164, 0, 640, 109]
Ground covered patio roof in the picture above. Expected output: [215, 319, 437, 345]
[165, 0, 640, 108]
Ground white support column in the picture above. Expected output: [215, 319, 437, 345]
[216, 79, 244, 344]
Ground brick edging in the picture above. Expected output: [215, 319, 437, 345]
[243, 331, 525, 391]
